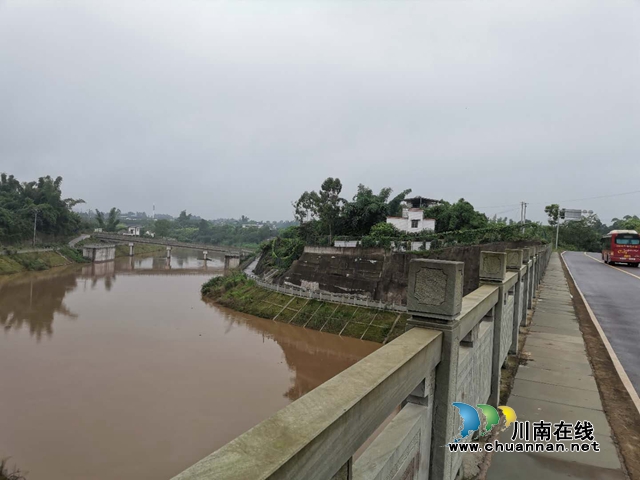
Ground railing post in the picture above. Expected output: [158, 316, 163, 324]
[525, 247, 534, 309]
[506, 249, 524, 355]
[479, 251, 507, 407]
[405, 258, 464, 480]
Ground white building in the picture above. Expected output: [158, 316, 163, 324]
[126, 226, 141, 236]
[386, 207, 435, 233]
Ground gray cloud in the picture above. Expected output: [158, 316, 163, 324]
[1, 0, 638, 223]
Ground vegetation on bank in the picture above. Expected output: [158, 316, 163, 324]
[86, 208, 292, 249]
[0, 241, 165, 276]
[0, 458, 26, 480]
[0, 174, 86, 245]
[202, 273, 409, 343]
[0, 249, 82, 275]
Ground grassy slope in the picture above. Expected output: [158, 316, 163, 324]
[0, 250, 73, 275]
[0, 243, 164, 275]
[202, 274, 409, 343]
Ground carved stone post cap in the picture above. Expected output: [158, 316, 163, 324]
[522, 247, 531, 261]
[479, 251, 507, 281]
[407, 259, 463, 320]
[505, 249, 524, 270]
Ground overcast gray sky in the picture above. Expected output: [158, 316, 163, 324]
[1, 1, 638, 223]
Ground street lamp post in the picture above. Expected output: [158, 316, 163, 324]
[555, 208, 565, 250]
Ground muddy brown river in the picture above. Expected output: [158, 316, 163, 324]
[0, 249, 378, 480]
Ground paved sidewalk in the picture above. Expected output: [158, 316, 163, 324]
[488, 253, 625, 479]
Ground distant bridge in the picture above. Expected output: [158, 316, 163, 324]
[92, 233, 254, 256]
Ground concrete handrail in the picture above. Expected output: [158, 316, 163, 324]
[246, 273, 407, 312]
[172, 244, 553, 480]
[172, 328, 442, 480]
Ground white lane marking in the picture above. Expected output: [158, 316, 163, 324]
[583, 252, 640, 281]
[561, 252, 640, 415]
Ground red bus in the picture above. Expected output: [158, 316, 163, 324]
[601, 230, 640, 267]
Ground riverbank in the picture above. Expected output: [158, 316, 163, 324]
[201, 273, 409, 343]
[72, 236, 165, 258]
[0, 247, 87, 275]
[0, 243, 165, 275]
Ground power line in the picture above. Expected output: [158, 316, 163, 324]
[479, 189, 640, 212]
[528, 189, 640, 206]
[477, 202, 521, 209]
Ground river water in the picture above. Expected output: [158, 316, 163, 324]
[0, 249, 378, 480]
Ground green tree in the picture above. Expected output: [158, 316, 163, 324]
[176, 210, 193, 228]
[0, 174, 84, 243]
[559, 215, 602, 252]
[95, 207, 120, 232]
[340, 185, 391, 236]
[106, 208, 120, 232]
[610, 215, 640, 231]
[292, 191, 319, 224]
[424, 198, 487, 233]
[317, 177, 344, 243]
[545, 204, 560, 226]
[154, 219, 172, 237]
[386, 189, 412, 217]
[95, 210, 105, 229]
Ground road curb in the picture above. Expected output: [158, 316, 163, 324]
[561, 251, 640, 415]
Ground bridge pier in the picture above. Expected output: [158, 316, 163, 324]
[166, 246, 172, 259]
[203, 250, 208, 262]
[129, 243, 134, 257]
[224, 254, 240, 269]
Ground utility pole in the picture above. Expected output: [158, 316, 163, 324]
[555, 207, 564, 249]
[520, 201, 528, 233]
[32, 208, 38, 247]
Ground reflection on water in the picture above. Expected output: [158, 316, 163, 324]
[0, 248, 378, 480]
[214, 306, 377, 402]
[0, 270, 78, 340]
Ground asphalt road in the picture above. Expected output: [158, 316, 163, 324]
[563, 251, 640, 395]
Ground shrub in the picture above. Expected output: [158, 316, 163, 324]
[201, 272, 248, 297]
[0, 458, 27, 480]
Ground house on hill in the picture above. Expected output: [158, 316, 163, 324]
[386, 196, 438, 233]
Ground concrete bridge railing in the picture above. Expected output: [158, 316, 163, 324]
[245, 272, 408, 312]
[172, 244, 551, 480]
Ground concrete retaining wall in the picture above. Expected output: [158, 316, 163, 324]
[282, 241, 542, 307]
